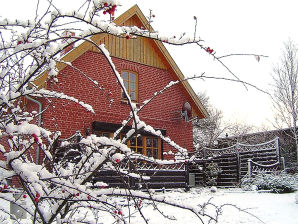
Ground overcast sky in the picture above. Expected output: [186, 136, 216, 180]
[2, 0, 298, 130]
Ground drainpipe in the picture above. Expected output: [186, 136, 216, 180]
[25, 96, 42, 164]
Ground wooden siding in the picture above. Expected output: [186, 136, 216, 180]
[91, 15, 167, 69]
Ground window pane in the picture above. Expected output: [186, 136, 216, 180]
[136, 147, 143, 154]
[102, 133, 110, 138]
[130, 92, 136, 101]
[146, 138, 152, 147]
[122, 72, 128, 80]
[130, 73, 136, 82]
[124, 81, 129, 90]
[146, 149, 152, 157]
[130, 83, 136, 91]
[153, 149, 158, 159]
[153, 138, 158, 148]
[130, 137, 136, 146]
[137, 136, 143, 146]
[122, 92, 127, 99]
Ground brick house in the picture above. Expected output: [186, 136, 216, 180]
[27, 5, 208, 162]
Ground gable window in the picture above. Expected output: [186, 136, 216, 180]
[121, 71, 137, 101]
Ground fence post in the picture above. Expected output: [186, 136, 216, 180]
[247, 159, 252, 178]
[128, 160, 135, 189]
[280, 157, 285, 171]
[185, 162, 190, 190]
[275, 137, 281, 162]
[236, 151, 241, 183]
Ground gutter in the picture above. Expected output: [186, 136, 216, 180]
[25, 96, 42, 164]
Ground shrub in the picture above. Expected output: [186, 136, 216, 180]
[241, 171, 298, 193]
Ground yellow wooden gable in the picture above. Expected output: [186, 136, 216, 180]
[90, 15, 167, 70]
[33, 4, 208, 119]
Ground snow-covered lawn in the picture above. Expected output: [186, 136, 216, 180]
[1, 188, 297, 224]
[117, 188, 298, 224]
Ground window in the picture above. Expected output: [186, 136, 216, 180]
[97, 131, 112, 138]
[121, 71, 137, 101]
[97, 131, 161, 159]
[145, 137, 159, 159]
[128, 135, 161, 159]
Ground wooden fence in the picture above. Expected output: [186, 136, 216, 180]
[54, 132, 188, 189]
[191, 138, 285, 187]
[54, 132, 285, 189]
[92, 160, 188, 189]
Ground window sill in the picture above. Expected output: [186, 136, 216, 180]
[120, 99, 139, 106]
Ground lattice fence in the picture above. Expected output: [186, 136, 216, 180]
[191, 138, 285, 187]
[93, 159, 187, 189]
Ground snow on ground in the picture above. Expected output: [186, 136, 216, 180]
[121, 188, 298, 224]
[1, 188, 297, 224]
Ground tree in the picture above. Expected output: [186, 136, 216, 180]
[193, 92, 257, 150]
[193, 92, 226, 149]
[0, 1, 266, 223]
[271, 40, 298, 163]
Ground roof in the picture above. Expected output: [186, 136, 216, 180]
[33, 4, 208, 119]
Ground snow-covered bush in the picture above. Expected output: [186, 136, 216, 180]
[241, 171, 298, 193]
[205, 162, 222, 186]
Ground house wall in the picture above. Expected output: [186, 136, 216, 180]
[39, 50, 194, 157]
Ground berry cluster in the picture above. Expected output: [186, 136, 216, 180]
[102, 3, 117, 15]
[32, 133, 42, 147]
[134, 199, 142, 208]
[35, 192, 41, 203]
[206, 47, 214, 54]
[0, 184, 8, 192]
[114, 210, 122, 215]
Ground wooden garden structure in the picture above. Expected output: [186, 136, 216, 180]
[190, 138, 285, 187]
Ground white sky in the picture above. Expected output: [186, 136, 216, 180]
[2, 0, 298, 129]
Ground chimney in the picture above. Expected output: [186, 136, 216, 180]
[61, 31, 75, 56]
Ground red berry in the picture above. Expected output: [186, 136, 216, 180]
[104, 2, 108, 7]
[34, 197, 39, 203]
[100, 185, 105, 189]
[23, 195, 27, 198]
[206, 47, 213, 54]
[62, 189, 65, 193]
[38, 143, 42, 147]
[4, 185, 8, 189]
[17, 41, 23, 45]
[87, 195, 91, 200]
[125, 35, 130, 40]
[115, 159, 120, 163]
[36, 193, 40, 198]
[73, 193, 76, 197]
[76, 193, 80, 196]
[118, 210, 122, 215]
[114, 210, 118, 214]
[103, 10, 107, 15]
[32, 133, 37, 138]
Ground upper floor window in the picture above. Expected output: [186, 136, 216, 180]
[121, 71, 137, 101]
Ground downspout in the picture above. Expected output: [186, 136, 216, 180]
[25, 96, 42, 164]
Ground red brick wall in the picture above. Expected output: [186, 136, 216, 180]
[41, 50, 194, 157]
